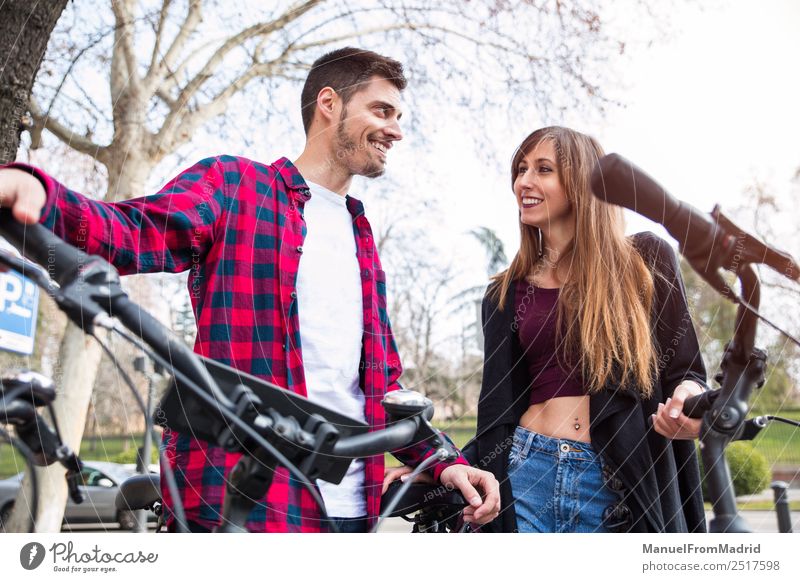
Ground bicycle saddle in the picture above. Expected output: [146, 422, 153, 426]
[116, 473, 161, 511]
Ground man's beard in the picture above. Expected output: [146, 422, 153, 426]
[334, 117, 385, 179]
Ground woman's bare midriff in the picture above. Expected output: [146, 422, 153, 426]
[518, 395, 592, 443]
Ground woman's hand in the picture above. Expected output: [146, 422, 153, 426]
[652, 380, 705, 440]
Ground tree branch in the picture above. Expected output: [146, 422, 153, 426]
[153, 1, 322, 153]
[147, 0, 174, 75]
[154, 87, 177, 109]
[29, 99, 108, 164]
[289, 23, 434, 52]
[144, 0, 202, 95]
[152, 58, 285, 157]
[173, 0, 322, 110]
[110, 0, 141, 95]
[763, 279, 800, 298]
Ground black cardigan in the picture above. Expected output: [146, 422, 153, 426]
[462, 232, 708, 533]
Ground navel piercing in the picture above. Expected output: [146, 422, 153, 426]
[574, 417, 581, 431]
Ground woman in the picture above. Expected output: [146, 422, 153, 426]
[462, 126, 708, 533]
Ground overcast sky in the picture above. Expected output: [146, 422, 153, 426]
[366, 0, 800, 327]
[410, 0, 800, 257]
[17, 0, 799, 350]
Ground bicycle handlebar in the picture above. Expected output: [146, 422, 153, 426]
[0, 371, 85, 504]
[0, 208, 459, 530]
[332, 417, 420, 458]
[682, 390, 719, 419]
[0, 208, 93, 287]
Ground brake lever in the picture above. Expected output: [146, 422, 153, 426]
[0, 248, 58, 292]
[382, 389, 460, 462]
[58, 447, 84, 504]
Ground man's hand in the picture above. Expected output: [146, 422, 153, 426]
[439, 465, 500, 526]
[382, 464, 434, 494]
[652, 380, 705, 440]
[0, 169, 47, 224]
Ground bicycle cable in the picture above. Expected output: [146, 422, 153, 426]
[91, 329, 190, 532]
[371, 452, 443, 533]
[735, 296, 800, 348]
[102, 324, 335, 532]
[757, 415, 800, 429]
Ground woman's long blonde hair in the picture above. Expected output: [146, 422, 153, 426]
[491, 126, 657, 396]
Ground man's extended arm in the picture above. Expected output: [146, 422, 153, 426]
[0, 158, 228, 274]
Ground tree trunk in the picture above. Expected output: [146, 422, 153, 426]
[0, 0, 69, 164]
[7, 125, 155, 531]
[1, 0, 70, 533]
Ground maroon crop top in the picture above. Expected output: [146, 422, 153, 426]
[514, 281, 585, 406]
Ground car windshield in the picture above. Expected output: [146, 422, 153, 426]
[81, 463, 134, 486]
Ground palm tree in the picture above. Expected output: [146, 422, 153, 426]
[451, 227, 508, 348]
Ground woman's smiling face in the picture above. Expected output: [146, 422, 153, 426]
[513, 139, 573, 233]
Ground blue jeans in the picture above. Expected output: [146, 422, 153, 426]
[327, 516, 369, 533]
[508, 426, 620, 533]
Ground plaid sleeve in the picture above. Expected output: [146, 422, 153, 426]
[383, 321, 469, 481]
[7, 158, 227, 275]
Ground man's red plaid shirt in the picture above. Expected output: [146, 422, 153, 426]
[14, 155, 466, 532]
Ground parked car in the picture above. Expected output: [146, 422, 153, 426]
[0, 460, 156, 531]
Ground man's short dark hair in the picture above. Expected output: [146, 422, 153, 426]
[301, 47, 407, 135]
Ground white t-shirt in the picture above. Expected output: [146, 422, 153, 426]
[296, 181, 366, 518]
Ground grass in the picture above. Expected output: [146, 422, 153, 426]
[3, 410, 799, 476]
[0, 434, 149, 479]
[749, 409, 800, 466]
[728, 500, 800, 511]
[433, 413, 800, 466]
[386, 414, 800, 469]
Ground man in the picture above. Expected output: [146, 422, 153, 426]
[0, 47, 500, 532]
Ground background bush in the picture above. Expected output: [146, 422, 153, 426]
[699, 441, 771, 500]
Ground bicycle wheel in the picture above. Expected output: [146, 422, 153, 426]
[0, 427, 39, 533]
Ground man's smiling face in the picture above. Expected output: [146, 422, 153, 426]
[332, 76, 403, 178]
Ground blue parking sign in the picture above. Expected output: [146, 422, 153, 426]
[0, 271, 39, 355]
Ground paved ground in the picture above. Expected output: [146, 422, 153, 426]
[377, 514, 799, 533]
[378, 487, 800, 533]
[60, 488, 800, 533]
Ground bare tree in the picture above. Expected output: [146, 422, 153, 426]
[10, 0, 670, 530]
[0, 0, 70, 378]
[0, 0, 69, 163]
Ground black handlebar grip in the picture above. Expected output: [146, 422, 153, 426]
[682, 390, 719, 419]
[0, 371, 56, 407]
[0, 208, 95, 286]
[332, 418, 419, 458]
[66, 470, 85, 504]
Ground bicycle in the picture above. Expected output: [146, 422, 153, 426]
[0, 208, 470, 533]
[115, 472, 468, 533]
[593, 153, 800, 533]
[0, 369, 84, 532]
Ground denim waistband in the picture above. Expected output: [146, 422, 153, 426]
[513, 425, 600, 462]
